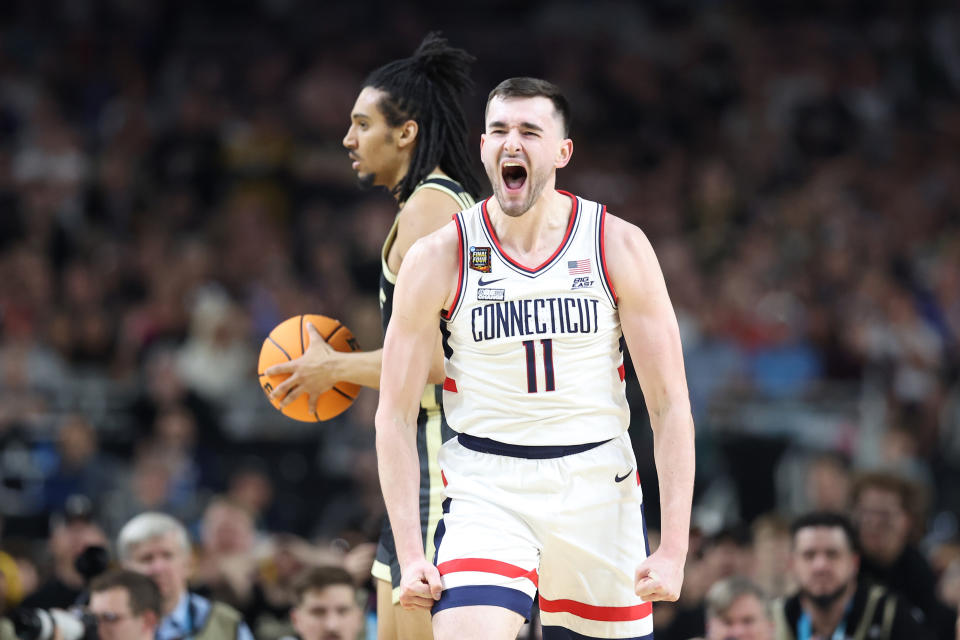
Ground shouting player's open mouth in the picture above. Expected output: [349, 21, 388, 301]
[501, 160, 527, 193]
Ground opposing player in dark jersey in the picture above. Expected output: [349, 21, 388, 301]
[265, 33, 481, 640]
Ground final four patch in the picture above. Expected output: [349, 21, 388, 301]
[469, 246, 492, 273]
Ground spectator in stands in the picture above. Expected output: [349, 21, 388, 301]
[118, 512, 254, 640]
[175, 286, 255, 404]
[88, 569, 163, 640]
[0, 555, 11, 616]
[774, 512, 931, 640]
[20, 496, 107, 609]
[225, 463, 276, 533]
[703, 526, 753, 583]
[194, 498, 258, 612]
[937, 556, 960, 612]
[0, 542, 37, 611]
[150, 405, 217, 508]
[750, 514, 793, 599]
[246, 534, 339, 639]
[704, 576, 774, 640]
[42, 415, 115, 512]
[127, 347, 225, 452]
[850, 471, 955, 639]
[803, 453, 851, 514]
[0, 574, 14, 640]
[281, 566, 364, 640]
[104, 448, 202, 537]
[0, 419, 47, 521]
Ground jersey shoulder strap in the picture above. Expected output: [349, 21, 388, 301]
[415, 175, 475, 209]
[421, 176, 467, 193]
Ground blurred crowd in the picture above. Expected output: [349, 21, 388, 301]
[1, 0, 959, 638]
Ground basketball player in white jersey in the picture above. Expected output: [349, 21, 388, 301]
[376, 77, 695, 640]
[265, 34, 480, 640]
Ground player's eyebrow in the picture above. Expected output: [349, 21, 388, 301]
[487, 120, 544, 132]
[351, 112, 369, 120]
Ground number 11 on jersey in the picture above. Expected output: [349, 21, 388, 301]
[522, 339, 555, 393]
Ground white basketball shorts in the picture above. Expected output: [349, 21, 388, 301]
[432, 431, 653, 640]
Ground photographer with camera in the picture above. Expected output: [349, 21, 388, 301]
[9, 544, 111, 640]
[88, 570, 161, 640]
[20, 498, 107, 611]
[8, 498, 113, 640]
[117, 512, 253, 640]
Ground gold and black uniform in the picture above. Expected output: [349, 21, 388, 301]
[371, 174, 475, 601]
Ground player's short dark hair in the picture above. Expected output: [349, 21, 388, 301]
[486, 77, 571, 137]
[89, 569, 162, 617]
[789, 511, 859, 553]
[293, 566, 357, 606]
[363, 32, 482, 203]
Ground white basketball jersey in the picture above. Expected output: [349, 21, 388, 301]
[441, 191, 630, 446]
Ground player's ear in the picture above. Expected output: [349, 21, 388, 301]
[555, 138, 573, 169]
[141, 610, 158, 632]
[289, 606, 300, 631]
[397, 119, 419, 149]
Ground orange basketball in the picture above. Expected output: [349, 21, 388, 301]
[258, 314, 361, 422]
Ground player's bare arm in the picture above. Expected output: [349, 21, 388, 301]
[375, 221, 460, 610]
[266, 185, 459, 405]
[605, 213, 695, 603]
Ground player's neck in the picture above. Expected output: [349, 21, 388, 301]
[488, 186, 570, 256]
[385, 155, 416, 203]
[397, 167, 447, 209]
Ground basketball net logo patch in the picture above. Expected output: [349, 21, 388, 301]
[469, 246, 492, 273]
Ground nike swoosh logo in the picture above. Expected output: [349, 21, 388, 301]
[615, 468, 634, 483]
[478, 277, 505, 287]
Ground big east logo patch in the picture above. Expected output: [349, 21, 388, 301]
[571, 276, 594, 289]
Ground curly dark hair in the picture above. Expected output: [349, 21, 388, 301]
[363, 32, 482, 203]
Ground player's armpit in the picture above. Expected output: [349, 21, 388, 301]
[427, 329, 446, 385]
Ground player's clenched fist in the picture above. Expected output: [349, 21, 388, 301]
[634, 550, 685, 602]
[399, 559, 444, 610]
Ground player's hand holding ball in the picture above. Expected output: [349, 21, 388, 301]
[634, 550, 684, 602]
[259, 314, 360, 422]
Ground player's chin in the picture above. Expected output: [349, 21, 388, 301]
[496, 189, 531, 218]
[357, 171, 376, 190]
